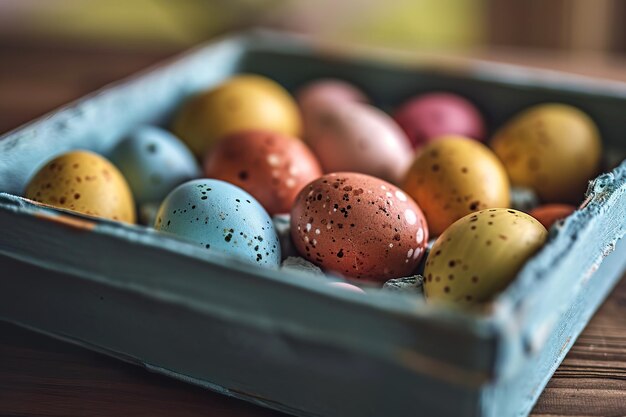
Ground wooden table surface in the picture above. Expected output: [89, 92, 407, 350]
[0, 37, 625, 417]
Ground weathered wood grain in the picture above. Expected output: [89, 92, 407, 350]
[0, 321, 281, 417]
[0, 38, 624, 417]
[531, 277, 626, 417]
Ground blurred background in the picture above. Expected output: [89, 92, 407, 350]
[2, 0, 626, 132]
[3, 0, 626, 52]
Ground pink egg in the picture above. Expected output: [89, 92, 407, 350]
[298, 79, 369, 141]
[297, 79, 368, 113]
[329, 282, 366, 293]
[393, 92, 485, 149]
[305, 102, 413, 184]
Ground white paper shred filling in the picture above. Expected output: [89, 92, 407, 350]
[510, 186, 540, 212]
[281, 256, 325, 276]
[273, 214, 298, 259]
[382, 275, 424, 293]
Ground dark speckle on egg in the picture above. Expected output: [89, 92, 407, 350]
[203, 131, 322, 215]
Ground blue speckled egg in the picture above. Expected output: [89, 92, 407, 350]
[109, 125, 200, 205]
[154, 179, 281, 267]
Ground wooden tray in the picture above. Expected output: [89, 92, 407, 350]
[0, 30, 624, 417]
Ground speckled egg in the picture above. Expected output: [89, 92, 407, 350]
[402, 136, 510, 236]
[154, 179, 280, 267]
[491, 103, 602, 203]
[424, 208, 547, 306]
[305, 102, 413, 184]
[529, 204, 576, 229]
[109, 126, 200, 206]
[393, 92, 485, 149]
[172, 74, 302, 157]
[290, 172, 429, 282]
[203, 130, 322, 215]
[24, 150, 136, 223]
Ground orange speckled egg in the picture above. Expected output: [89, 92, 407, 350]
[402, 135, 510, 236]
[203, 130, 323, 215]
[24, 150, 136, 223]
[491, 104, 602, 203]
[529, 204, 576, 229]
[172, 74, 302, 157]
[290, 172, 429, 283]
[305, 102, 413, 184]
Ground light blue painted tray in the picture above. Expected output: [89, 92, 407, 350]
[0, 30, 624, 417]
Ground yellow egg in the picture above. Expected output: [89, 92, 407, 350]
[424, 208, 547, 306]
[491, 104, 602, 203]
[402, 136, 510, 236]
[172, 74, 302, 157]
[24, 150, 136, 223]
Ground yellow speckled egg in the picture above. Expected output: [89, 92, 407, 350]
[491, 104, 602, 203]
[402, 136, 510, 236]
[172, 74, 302, 157]
[424, 208, 547, 306]
[24, 150, 136, 223]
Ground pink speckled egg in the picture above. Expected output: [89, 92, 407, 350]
[393, 92, 485, 149]
[305, 102, 413, 184]
[291, 172, 429, 283]
[204, 130, 322, 215]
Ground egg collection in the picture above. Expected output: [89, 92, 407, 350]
[22, 73, 605, 308]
